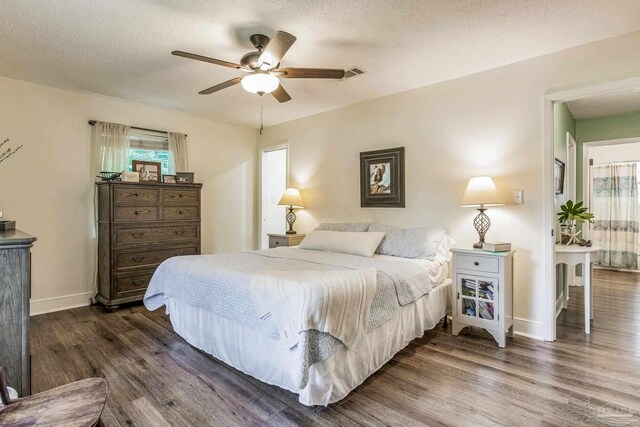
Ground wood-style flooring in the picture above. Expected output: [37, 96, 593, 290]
[30, 269, 640, 426]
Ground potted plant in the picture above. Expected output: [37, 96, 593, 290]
[557, 200, 594, 245]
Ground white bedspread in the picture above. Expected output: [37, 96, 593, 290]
[251, 268, 377, 351]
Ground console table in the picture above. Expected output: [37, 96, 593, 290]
[555, 244, 600, 334]
[0, 229, 36, 396]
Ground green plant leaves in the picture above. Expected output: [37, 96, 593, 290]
[556, 199, 594, 224]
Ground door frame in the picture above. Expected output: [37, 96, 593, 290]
[543, 76, 640, 342]
[259, 143, 289, 249]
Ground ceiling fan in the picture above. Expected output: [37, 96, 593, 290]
[172, 31, 346, 103]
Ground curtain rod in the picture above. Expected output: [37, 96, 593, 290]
[88, 120, 187, 137]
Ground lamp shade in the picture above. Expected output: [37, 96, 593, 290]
[461, 176, 506, 207]
[278, 188, 304, 208]
[241, 73, 279, 94]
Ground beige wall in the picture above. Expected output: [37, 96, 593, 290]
[259, 31, 640, 339]
[0, 76, 257, 314]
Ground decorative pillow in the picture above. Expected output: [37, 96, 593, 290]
[368, 223, 446, 259]
[298, 231, 385, 257]
[314, 222, 370, 232]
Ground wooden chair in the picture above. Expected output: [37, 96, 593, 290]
[0, 367, 108, 426]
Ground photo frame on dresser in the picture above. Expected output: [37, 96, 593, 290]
[132, 160, 161, 182]
[176, 172, 195, 184]
[360, 147, 405, 207]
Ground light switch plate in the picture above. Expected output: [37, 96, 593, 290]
[514, 190, 524, 204]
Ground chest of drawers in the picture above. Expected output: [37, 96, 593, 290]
[96, 181, 202, 311]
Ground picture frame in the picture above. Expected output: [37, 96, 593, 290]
[162, 175, 176, 184]
[175, 172, 195, 184]
[360, 147, 405, 208]
[554, 158, 565, 195]
[132, 160, 161, 182]
[122, 170, 140, 182]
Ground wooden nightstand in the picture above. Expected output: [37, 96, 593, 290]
[450, 248, 515, 348]
[268, 233, 306, 248]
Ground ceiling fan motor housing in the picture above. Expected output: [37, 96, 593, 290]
[249, 34, 270, 51]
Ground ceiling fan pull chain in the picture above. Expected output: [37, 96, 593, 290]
[260, 96, 264, 135]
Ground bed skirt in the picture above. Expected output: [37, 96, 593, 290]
[166, 279, 451, 406]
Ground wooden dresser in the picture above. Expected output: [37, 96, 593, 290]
[0, 229, 36, 397]
[96, 181, 202, 311]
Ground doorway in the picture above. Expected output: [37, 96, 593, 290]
[260, 145, 288, 249]
[545, 77, 640, 341]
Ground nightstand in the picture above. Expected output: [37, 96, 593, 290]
[268, 233, 306, 248]
[450, 248, 515, 348]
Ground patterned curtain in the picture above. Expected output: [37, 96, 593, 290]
[591, 162, 639, 269]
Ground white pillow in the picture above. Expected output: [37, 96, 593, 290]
[298, 231, 386, 257]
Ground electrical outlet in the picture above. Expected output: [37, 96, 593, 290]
[514, 190, 524, 205]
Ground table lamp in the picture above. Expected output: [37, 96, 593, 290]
[461, 176, 505, 248]
[278, 188, 304, 234]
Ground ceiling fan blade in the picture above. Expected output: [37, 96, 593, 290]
[198, 77, 243, 95]
[172, 51, 241, 70]
[271, 84, 292, 103]
[258, 31, 297, 69]
[279, 67, 345, 79]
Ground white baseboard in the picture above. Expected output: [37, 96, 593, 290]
[30, 292, 94, 316]
[513, 317, 545, 340]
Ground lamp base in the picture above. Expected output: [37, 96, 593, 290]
[285, 206, 297, 235]
[473, 241, 484, 249]
[472, 207, 491, 250]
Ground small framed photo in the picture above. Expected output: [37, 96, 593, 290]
[554, 158, 565, 195]
[132, 160, 161, 182]
[176, 172, 195, 184]
[162, 175, 177, 184]
[360, 147, 405, 208]
[122, 171, 140, 182]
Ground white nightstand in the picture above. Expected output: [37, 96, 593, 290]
[268, 233, 306, 248]
[450, 248, 515, 348]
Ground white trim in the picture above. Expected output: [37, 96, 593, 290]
[30, 292, 94, 316]
[566, 132, 577, 287]
[513, 317, 545, 340]
[258, 142, 289, 249]
[555, 294, 564, 318]
[543, 75, 640, 342]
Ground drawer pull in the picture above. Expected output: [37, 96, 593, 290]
[178, 210, 184, 214]
[131, 279, 144, 286]
[179, 194, 183, 198]
[134, 210, 141, 215]
[275, 241, 280, 245]
[174, 230, 186, 235]
[474, 261, 479, 266]
[131, 232, 145, 238]
[132, 256, 144, 263]
[134, 193, 139, 197]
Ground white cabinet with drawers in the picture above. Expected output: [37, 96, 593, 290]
[450, 248, 515, 348]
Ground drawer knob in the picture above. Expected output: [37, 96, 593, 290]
[178, 210, 183, 214]
[131, 279, 144, 286]
[179, 194, 183, 198]
[134, 210, 141, 215]
[132, 256, 144, 262]
[134, 193, 139, 197]
[174, 230, 186, 235]
[132, 232, 145, 238]
[474, 261, 479, 266]
[275, 241, 279, 245]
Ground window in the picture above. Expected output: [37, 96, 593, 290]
[128, 129, 170, 175]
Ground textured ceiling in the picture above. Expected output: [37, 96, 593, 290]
[1, 0, 640, 129]
[567, 87, 640, 119]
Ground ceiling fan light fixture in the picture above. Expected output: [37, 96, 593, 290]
[241, 73, 279, 94]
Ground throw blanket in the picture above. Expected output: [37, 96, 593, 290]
[144, 248, 437, 388]
[251, 269, 377, 351]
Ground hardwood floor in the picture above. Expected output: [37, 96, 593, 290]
[31, 269, 640, 426]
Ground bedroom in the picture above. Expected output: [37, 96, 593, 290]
[1, 1, 640, 425]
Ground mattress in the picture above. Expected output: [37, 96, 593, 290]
[165, 276, 451, 406]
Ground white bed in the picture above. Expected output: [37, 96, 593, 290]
[161, 256, 451, 406]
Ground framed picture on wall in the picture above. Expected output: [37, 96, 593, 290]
[360, 147, 405, 208]
[554, 158, 565, 195]
[132, 160, 161, 182]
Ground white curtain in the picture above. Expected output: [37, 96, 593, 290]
[91, 121, 130, 298]
[591, 162, 639, 269]
[91, 121, 131, 176]
[168, 132, 189, 173]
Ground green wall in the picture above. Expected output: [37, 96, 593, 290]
[576, 111, 640, 200]
[553, 102, 576, 300]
